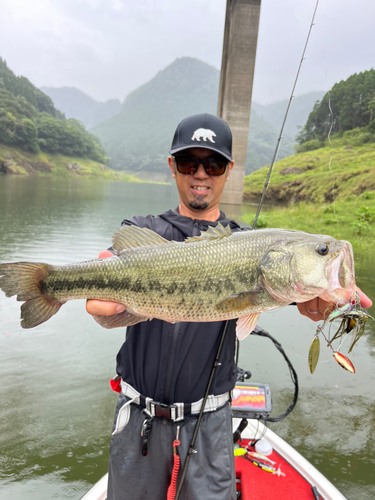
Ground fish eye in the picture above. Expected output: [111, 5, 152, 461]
[316, 243, 329, 256]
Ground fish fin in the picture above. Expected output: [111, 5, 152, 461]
[185, 223, 232, 243]
[112, 226, 169, 254]
[0, 262, 50, 299]
[0, 262, 64, 329]
[93, 310, 150, 329]
[236, 313, 261, 340]
[21, 296, 64, 329]
[216, 290, 264, 313]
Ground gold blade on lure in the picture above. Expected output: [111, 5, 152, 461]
[308, 334, 320, 374]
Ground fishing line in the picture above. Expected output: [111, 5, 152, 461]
[327, 90, 337, 217]
[252, 0, 321, 229]
[282, 346, 332, 364]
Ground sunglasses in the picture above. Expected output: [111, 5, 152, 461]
[173, 155, 228, 176]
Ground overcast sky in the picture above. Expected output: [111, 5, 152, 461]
[1, 0, 374, 105]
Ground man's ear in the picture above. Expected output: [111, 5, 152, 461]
[168, 156, 176, 178]
[226, 161, 234, 181]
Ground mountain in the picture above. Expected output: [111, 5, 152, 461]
[0, 58, 106, 163]
[252, 91, 326, 140]
[91, 57, 221, 172]
[90, 57, 308, 174]
[39, 58, 322, 175]
[0, 58, 62, 119]
[41, 87, 121, 129]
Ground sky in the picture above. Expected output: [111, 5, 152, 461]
[0, 0, 374, 105]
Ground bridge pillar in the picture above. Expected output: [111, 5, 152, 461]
[218, 0, 261, 205]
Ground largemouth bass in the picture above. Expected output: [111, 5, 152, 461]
[0, 224, 356, 339]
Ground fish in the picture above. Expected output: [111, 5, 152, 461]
[0, 224, 356, 339]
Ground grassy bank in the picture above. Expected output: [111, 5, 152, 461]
[243, 194, 374, 251]
[0, 144, 143, 182]
[243, 142, 375, 204]
[242, 141, 375, 267]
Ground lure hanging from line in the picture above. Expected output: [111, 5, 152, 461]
[308, 333, 320, 374]
[308, 293, 374, 374]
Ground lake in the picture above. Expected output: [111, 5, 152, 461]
[0, 176, 374, 499]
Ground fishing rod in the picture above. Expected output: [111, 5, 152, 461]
[252, 0, 321, 230]
[174, 321, 230, 500]
[174, 2, 321, 497]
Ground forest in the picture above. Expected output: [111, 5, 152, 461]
[296, 68, 375, 151]
[0, 58, 107, 163]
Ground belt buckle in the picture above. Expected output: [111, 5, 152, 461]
[151, 402, 177, 420]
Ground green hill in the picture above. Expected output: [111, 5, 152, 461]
[245, 69, 375, 206]
[0, 58, 107, 163]
[41, 87, 121, 129]
[242, 137, 375, 255]
[296, 69, 375, 149]
[243, 135, 375, 205]
[90, 57, 221, 172]
[40, 59, 323, 176]
[0, 143, 141, 181]
[90, 57, 297, 175]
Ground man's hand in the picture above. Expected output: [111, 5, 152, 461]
[297, 286, 372, 322]
[86, 250, 126, 317]
[86, 300, 126, 316]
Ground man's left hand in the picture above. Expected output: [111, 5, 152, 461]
[297, 287, 372, 322]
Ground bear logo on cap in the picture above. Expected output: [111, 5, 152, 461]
[191, 128, 216, 143]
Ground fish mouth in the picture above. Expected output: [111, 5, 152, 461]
[319, 242, 356, 304]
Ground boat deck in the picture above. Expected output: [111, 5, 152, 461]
[236, 440, 322, 500]
[81, 419, 347, 500]
[234, 419, 346, 500]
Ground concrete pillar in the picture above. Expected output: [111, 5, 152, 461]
[218, 0, 261, 205]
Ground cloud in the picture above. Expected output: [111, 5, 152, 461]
[1, 0, 374, 104]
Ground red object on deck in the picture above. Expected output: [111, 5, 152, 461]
[235, 440, 322, 500]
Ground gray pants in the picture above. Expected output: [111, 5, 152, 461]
[107, 393, 236, 500]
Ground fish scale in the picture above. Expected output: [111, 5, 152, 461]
[0, 224, 356, 337]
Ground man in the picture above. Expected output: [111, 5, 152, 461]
[87, 113, 371, 500]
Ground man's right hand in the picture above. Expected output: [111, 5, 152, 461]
[86, 300, 126, 316]
[86, 250, 127, 317]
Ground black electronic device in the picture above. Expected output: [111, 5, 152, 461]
[231, 382, 272, 420]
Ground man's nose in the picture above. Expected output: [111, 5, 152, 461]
[194, 162, 208, 177]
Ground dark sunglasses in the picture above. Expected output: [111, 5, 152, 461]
[173, 155, 228, 176]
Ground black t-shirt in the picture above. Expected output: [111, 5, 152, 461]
[115, 209, 243, 404]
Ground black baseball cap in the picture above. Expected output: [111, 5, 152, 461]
[170, 113, 233, 162]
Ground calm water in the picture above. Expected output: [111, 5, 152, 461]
[0, 176, 374, 499]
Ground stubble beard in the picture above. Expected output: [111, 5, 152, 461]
[189, 196, 209, 210]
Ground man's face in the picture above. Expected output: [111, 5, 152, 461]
[168, 148, 234, 216]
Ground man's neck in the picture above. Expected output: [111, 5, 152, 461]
[178, 203, 221, 221]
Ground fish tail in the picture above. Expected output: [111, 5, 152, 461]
[0, 262, 63, 329]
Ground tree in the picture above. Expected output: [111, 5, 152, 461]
[297, 69, 375, 144]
